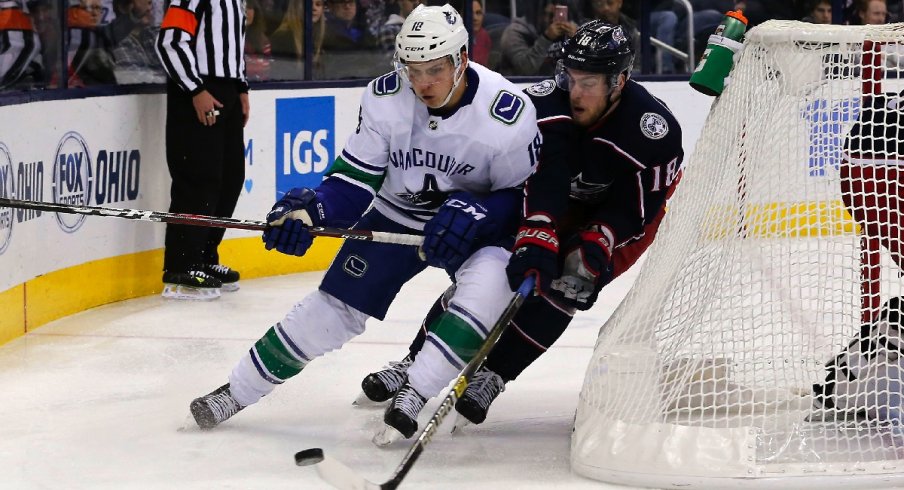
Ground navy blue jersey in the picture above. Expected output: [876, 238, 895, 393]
[522, 78, 684, 250]
[844, 92, 904, 164]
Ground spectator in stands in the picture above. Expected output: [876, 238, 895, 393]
[471, 0, 492, 66]
[858, 0, 889, 23]
[244, 0, 272, 81]
[259, 0, 288, 35]
[645, 1, 678, 73]
[582, 0, 639, 72]
[111, 0, 164, 83]
[379, 0, 419, 51]
[109, 0, 147, 44]
[270, 0, 325, 79]
[845, 0, 901, 24]
[66, 0, 116, 86]
[27, 0, 56, 85]
[0, 0, 42, 91]
[681, 1, 735, 64]
[360, 0, 391, 42]
[738, 0, 797, 26]
[322, 0, 375, 51]
[802, 0, 832, 23]
[621, 0, 728, 73]
[497, 0, 576, 76]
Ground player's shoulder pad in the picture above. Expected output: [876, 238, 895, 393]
[526, 79, 557, 98]
[622, 80, 681, 142]
[489, 89, 527, 125]
[471, 63, 531, 126]
[371, 71, 402, 97]
[524, 80, 570, 122]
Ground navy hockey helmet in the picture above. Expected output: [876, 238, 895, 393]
[556, 20, 634, 89]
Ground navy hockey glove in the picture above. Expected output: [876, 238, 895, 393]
[423, 193, 493, 273]
[262, 188, 323, 256]
[548, 230, 612, 310]
[506, 220, 560, 295]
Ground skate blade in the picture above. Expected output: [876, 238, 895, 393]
[372, 425, 405, 447]
[450, 413, 471, 434]
[162, 284, 222, 301]
[352, 391, 388, 408]
[221, 282, 240, 292]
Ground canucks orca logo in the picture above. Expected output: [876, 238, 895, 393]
[444, 11, 456, 24]
[396, 190, 448, 207]
[52, 131, 93, 233]
[396, 174, 449, 207]
[0, 142, 13, 255]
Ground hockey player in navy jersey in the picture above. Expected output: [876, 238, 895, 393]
[812, 90, 904, 425]
[188, 4, 541, 443]
[359, 20, 685, 426]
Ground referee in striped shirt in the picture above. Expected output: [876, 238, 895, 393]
[155, 0, 248, 299]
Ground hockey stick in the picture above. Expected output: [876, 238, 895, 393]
[0, 197, 424, 246]
[294, 276, 536, 490]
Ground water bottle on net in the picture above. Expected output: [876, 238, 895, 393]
[689, 10, 749, 97]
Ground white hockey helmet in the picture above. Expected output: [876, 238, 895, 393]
[395, 4, 469, 66]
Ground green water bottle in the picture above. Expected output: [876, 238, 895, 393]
[689, 10, 749, 97]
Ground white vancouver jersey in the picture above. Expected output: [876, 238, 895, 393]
[338, 62, 541, 230]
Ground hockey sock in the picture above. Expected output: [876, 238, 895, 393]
[250, 323, 310, 383]
[427, 309, 486, 362]
[484, 297, 573, 382]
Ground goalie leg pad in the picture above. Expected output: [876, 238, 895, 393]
[817, 297, 904, 416]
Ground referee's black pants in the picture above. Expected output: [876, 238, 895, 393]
[163, 77, 245, 273]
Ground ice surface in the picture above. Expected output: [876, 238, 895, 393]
[0, 267, 637, 489]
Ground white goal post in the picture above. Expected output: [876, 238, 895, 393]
[572, 21, 904, 488]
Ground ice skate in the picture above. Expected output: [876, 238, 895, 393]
[454, 367, 505, 425]
[190, 383, 245, 429]
[373, 384, 426, 446]
[162, 269, 222, 300]
[355, 353, 414, 406]
[202, 264, 240, 292]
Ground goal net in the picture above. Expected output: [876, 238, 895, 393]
[572, 21, 904, 488]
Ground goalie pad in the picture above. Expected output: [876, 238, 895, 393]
[815, 297, 904, 416]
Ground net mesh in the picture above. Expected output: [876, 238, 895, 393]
[572, 21, 904, 488]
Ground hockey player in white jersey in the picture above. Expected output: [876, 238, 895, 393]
[188, 4, 541, 443]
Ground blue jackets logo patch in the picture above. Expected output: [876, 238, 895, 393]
[640, 112, 668, 140]
[526, 80, 555, 97]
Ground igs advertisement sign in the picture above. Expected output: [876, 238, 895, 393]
[275, 97, 335, 200]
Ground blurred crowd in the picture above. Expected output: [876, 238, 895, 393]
[0, 0, 900, 92]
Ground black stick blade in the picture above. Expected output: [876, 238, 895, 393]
[295, 448, 325, 466]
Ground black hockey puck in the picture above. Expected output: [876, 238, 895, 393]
[294, 448, 325, 466]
